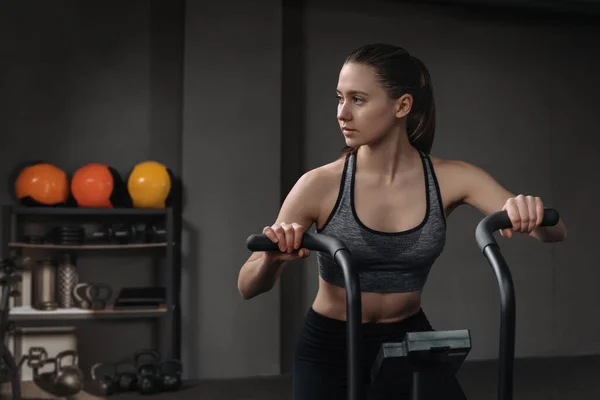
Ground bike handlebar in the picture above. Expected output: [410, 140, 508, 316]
[246, 232, 347, 255]
[476, 208, 560, 251]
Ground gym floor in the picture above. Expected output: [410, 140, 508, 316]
[11, 354, 600, 399]
[113, 354, 596, 400]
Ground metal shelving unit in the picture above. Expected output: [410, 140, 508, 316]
[1, 204, 181, 361]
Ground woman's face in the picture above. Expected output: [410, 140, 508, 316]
[336, 62, 410, 147]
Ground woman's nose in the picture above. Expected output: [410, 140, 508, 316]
[337, 103, 351, 121]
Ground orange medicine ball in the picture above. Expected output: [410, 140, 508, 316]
[71, 163, 114, 208]
[15, 163, 69, 205]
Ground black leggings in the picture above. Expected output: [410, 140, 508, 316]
[293, 307, 434, 400]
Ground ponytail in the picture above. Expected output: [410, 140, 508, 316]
[406, 56, 435, 154]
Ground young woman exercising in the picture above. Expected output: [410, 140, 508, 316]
[237, 43, 567, 400]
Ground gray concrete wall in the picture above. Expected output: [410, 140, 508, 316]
[180, 0, 283, 380]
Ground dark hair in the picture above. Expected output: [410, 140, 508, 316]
[339, 43, 436, 158]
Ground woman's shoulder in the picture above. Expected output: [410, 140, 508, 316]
[281, 157, 346, 226]
[427, 153, 499, 206]
[301, 156, 347, 191]
[428, 154, 479, 177]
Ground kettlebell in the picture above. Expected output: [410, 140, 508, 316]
[134, 349, 161, 395]
[73, 282, 112, 310]
[73, 283, 91, 309]
[137, 363, 160, 395]
[89, 362, 117, 396]
[159, 359, 183, 391]
[52, 350, 84, 397]
[115, 360, 137, 392]
[86, 283, 113, 310]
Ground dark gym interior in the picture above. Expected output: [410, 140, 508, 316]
[1, 0, 600, 399]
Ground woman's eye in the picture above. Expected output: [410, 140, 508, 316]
[337, 95, 365, 104]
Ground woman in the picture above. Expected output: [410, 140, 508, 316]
[237, 43, 567, 399]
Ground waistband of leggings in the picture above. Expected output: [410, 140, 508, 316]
[305, 306, 429, 334]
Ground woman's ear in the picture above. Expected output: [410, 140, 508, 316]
[394, 93, 413, 118]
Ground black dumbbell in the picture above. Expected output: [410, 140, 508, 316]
[146, 224, 166, 243]
[45, 225, 85, 245]
[90, 223, 136, 244]
[129, 224, 166, 244]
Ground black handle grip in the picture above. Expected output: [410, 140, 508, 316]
[476, 208, 560, 251]
[246, 232, 347, 256]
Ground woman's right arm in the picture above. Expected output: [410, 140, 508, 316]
[237, 169, 324, 300]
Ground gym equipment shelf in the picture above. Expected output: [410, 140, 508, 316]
[0, 204, 181, 362]
[9, 305, 168, 321]
[10, 206, 166, 216]
[8, 242, 168, 250]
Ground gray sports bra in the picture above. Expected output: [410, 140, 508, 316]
[316, 150, 446, 293]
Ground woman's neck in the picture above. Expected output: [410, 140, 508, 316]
[356, 129, 420, 185]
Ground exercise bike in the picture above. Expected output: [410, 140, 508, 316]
[246, 208, 560, 400]
[0, 257, 24, 400]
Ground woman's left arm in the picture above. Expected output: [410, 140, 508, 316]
[451, 160, 567, 243]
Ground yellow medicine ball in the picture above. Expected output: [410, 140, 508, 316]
[127, 161, 172, 208]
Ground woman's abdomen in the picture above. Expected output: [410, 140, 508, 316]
[312, 278, 423, 323]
